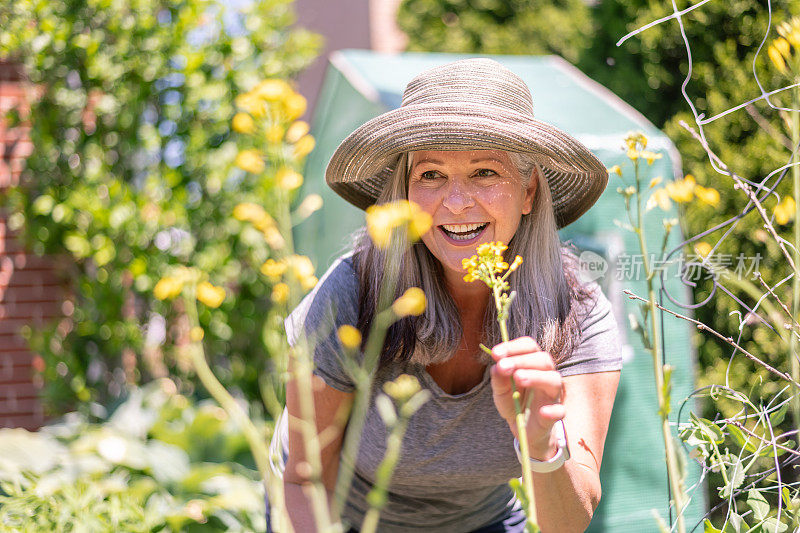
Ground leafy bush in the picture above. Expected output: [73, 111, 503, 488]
[0, 0, 320, 414]
[0, 380, 267, 531]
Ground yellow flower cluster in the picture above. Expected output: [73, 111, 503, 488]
[462, 242, 523, 285]
[260, 254, 318, 291]
[623, 131, 662, 165]
[769, 17, 800, 74]
[647, 174, 720, 212]
[233, 202, 285, 249]
[153, 267, 226, 308]
[774, 196, 796, 225]
[392, 287, 427, 317]
[365, 200, 433, 249]
[232, 78, 316, 174]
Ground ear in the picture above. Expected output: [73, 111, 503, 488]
[521, 168, 537, 215]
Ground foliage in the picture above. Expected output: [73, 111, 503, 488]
[397, 0, 592, 63]
[0, 380, 267, 532]
[0, 0, 320, 413]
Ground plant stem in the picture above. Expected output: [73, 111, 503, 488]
[634, 159, 686, 533]
[790, 83, 800, 439]
[182, 292, 271, 500]
[496, 289, 539, 533]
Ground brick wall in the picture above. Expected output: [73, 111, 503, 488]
[0, 61, 61, 430]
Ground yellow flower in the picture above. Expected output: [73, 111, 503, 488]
[263, 226, 286, 249]
[626, 148, 639, 161]
[189, 326, 204, 343]
[607, 165, 622, 177]
[769, 44, 787, 74]
[508, 255, 523, 272]
[665, 175, 695, 203]
[293, 135, 316, 158]
[287, 255, 315, 279]
[649, 176, 663, 188]
[337, 325, 362, 349]
[384, 374, 421, 402]
[694, 242, 712, 259]
[286, 121, 310, 143]
[232, 113, 255, 134]
[778, 17, 800, 48]
[641, 150, 662, 165]
[775, 196, 796, 225]
[365, 200, 430, 248]
[266, 124, 284, 144]
[254, 79, 291, 101]
[295, 194, 323, 218]
[234, 92, 265, 118]
[694, 185, 720, 207]
[775, 37, 791, 59]
[301, 275, 318, 291]
[196, 281, 225, 308]
[276, 167, 304, 190]
[477, 242, 507, 256]
[235, 149, 265, 174]
[154, 276, 184, 300]
[647, 188, 672, 212]
[392, 287, 427, 317]
[284, 93, 307, 120]
[233, 202, 266, 223]
[260, 258, 287, 281]
[271, 282, 289, 304]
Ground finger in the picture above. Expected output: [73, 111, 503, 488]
[496, 352, 555, 376]
[490, 364, 513, 396]
[511, 369, 562, 397]
[492, 336, 541, 361]
[538, 402, 566, 422]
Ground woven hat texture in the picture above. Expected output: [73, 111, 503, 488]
[325, 58, 608, 228]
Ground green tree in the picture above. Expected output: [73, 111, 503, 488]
[397, 0, 592, 63]
[0, 0, 320, 414]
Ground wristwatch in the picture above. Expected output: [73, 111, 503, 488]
[513, 419, 571, 473]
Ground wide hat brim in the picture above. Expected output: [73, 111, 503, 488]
[326, 101, 608, 229]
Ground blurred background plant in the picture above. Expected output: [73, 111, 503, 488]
[0, 379, 266, 531]
[0, 0, 320, 415]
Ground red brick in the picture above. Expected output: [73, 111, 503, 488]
[0, 334, 29, 351]
[0, 412, 45, 430]
[0, 381, 38, 398]
[0, 286, 64, 305]
[0, 317, 59, 335]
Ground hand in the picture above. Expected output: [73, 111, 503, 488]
[490, 336, 565, 461]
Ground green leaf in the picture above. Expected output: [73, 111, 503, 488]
[769, 402, 789, 427]
[761, 518, 788, 533]
[704, 519, 723, 533]
[747, 489, 769, 521]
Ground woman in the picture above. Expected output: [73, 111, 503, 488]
[279, 58, 622, 532]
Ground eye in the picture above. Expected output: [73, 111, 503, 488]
[420, 170, 441, 181]
[474, 168, 497, 178]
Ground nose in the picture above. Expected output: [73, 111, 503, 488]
[441, 179, 475, 214]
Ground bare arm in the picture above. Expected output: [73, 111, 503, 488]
[491, 337, 620, 532]
[530, 371, 620, 532]
[283, 367, 354, 533]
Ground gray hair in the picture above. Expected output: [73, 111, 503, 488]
[354, 151, 591, 367]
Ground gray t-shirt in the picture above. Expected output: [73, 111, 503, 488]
[280, 252, 622, 532]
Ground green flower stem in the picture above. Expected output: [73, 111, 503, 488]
[333, 231, 404, 521]
[633, 159, 686, 533]
[333, 307, 395, 520]
[790, 83, 800, 440]
[493, 283, 539, 533]
[182, 290, 271, 496]
[361, 391, 429, 533]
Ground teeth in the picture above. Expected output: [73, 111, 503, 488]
[441, 223, 485, 233]
[440, 222, 487, 241]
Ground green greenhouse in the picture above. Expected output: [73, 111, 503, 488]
[296, 49, 704, 531]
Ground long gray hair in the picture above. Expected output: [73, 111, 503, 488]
[353, 151, 592, 367]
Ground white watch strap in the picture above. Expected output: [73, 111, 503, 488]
[513, 419, 570, 473]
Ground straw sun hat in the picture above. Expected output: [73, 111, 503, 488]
[325, 57, 608, 229]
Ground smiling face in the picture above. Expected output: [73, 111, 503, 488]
[407, 149, 536, 285]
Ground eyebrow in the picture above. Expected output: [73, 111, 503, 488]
[412, 157, 506, 167]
